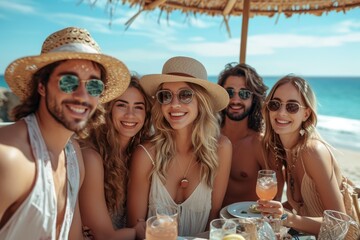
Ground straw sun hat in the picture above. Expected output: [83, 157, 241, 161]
[5, 26, 130, 103]
[140, 56, 229, 111]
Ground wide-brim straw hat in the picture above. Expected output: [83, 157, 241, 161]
[5, 27, 130, 103]
[140, 56, 229, 111]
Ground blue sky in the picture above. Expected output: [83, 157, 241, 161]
[1, 0, 360, 77]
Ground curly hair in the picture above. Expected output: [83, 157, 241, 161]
[217, 62, 268, 132]
[151, 83, 221, 188]
[262, 74, 320, 168]
[81, 75, 153, 216]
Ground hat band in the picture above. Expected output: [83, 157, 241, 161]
[49, 43, 99, 54]
[166, 72, 196, 78]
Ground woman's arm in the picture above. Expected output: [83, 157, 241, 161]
[207, 135, 232, 227]
[258, 141, 345, 236]
[79, 147, 135, 240]
[127, 144, 154, 240]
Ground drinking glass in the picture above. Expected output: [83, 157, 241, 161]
[156, 205, 178, 222]
[256, 170, 278, 201]
[145, 215, 178, 240]
[229, 218, 258, 240]
[318, 210, 352, 240]
[209, 218, 237, 240]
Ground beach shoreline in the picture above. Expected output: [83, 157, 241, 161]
[334, 148, 360, 186]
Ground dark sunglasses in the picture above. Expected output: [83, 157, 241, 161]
[155, 89, 194, 105]
[59, 74, 104, 97]
[226, 88, 253, 100]
[267, 99, 306, 114]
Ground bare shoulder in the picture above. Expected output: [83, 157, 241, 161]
[81, 143, 103, 172]
[302, 139, 333, 173]
[250, 131, 262, 144]
[0, 120, 32, 167]
[133, 141, 155, 159]
[130, 141, 155, 173]
[218, 134, 232, 148]
[0, 121, 36, 215]
[217, 135, 232, 164]
[0, 120, 27, 145]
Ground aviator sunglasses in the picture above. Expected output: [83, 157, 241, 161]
[267, 99, 306, 114]
[59, 74, 104, 97]
[155, 89, 194, 105]
[226, 88, 253, 100]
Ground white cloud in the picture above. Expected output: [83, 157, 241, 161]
[247, 32, 360, 53]
[332, 20, 360, 33]
[0, 1, 36, 14]
[144, 31, 360, 58]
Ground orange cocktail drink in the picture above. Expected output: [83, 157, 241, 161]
[256, 170, 278, 200]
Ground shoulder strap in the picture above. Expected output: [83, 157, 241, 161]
[138, 144, 155, 166]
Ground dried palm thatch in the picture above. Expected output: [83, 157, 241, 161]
[98, 0, 360, 62]
[123, 0, 360, 17]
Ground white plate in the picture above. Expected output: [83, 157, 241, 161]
[226, 201, 261, 218]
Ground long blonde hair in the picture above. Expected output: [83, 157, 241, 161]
[262, 75, 320, 168]
[82, 76, 152, 215]
[151, 83, 221, 187]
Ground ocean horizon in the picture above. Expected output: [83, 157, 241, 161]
[1, 75, 360, 151]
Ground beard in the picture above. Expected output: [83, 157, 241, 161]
[46, 91, 95, 132]
[225, 103, 253, 121]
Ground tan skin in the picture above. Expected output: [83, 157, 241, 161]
[221, 76, 281, 207]
[258, 82, 345, 236]
[127, 82, 232, 239]
[79, 87, 148, 240]
[0, 59, 105, 239]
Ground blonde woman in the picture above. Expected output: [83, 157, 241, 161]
[258, 75, 359, 238]
[127, 56, 232, 239]
[79, 76, 152, 239]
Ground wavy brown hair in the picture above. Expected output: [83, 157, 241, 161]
[218, 62, 268, 132]
[81, 75, 152, 216]
[151, 83, 221, 188]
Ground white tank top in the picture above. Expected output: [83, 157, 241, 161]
[139, 145, 212, 237]
[0, 114, 80, 240]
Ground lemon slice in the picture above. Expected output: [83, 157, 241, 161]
[222, 234, 246, 240]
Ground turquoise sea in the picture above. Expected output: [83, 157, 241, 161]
[1, 75, 360, 150]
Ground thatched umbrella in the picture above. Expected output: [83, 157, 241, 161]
[103, 0, 360, 63]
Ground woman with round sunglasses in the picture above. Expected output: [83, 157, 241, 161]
[78, 76, 153, 240]
[127, 56, 232, 239]
[258, 75, 359, 238]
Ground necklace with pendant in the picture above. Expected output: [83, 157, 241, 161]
[177, 156, 196, 189]
[286, 149, 299, 196]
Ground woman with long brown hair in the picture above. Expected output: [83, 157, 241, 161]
[79, 75, 152, 239]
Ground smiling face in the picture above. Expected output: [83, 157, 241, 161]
[269, 82, 310, 139]
[160, 82, 198, 131]
[42, 59, 101, 132]
[111, 86, 146, 142]
[223, 75, 253, 121]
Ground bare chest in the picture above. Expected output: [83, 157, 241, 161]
[49, 153, 68, 237]
[230, 142, 261, 181]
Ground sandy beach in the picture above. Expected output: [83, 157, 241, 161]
[334, 148, 360, 186]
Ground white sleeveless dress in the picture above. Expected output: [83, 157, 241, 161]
[0, 114, 80, 240]
[139, 144, 212, 237]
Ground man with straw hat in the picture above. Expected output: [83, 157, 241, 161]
[0, 27, 130, 239]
